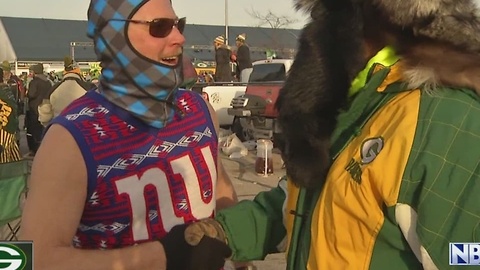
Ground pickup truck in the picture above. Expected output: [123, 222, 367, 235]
[194, 82, 248, 127]
[192, 59, 293, 131]
[227, 59, 294, 141]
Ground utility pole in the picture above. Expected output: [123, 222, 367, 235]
[225, 0, 229, 46]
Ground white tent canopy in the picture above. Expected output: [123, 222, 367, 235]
[0, 20, 17, 62]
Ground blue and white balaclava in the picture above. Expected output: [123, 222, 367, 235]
[87, 0, 184, 128]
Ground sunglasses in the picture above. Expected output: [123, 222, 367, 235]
[121, 17, 186, 38]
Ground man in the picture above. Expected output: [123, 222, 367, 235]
[232, 33, 252, 82]
[38, 56, 94, 126]
[26, 63, 52, 155]
[0, 68, 21, 163]
[179, 0, 480, 269]
[21, 0, 238, 269]
[1, 60, 25, 114]
[213, 35, 233, 82]
[1, 60, 25, 146]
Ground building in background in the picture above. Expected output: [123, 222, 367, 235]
[0, 16, 300, 76]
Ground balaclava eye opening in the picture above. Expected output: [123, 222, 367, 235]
[87, 0, 185, 128]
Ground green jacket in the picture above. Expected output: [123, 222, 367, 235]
[216, 63, 480, 269]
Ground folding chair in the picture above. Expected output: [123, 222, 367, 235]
[0, 159, 28, 241]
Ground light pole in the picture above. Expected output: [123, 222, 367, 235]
[225, 0, 229, 46]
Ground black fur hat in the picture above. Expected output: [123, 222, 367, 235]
[277, 0, 480, 188]
[296, 0, 480, 52]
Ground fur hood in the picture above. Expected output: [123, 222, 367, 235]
[276, 0, 480, 188]
[295, 0, 480, 92]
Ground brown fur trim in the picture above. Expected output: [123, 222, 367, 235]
[399, 40, 480, 95]
[284, 0, 480, 189]
[294, 0, 480, 52]
[277, 0, 365, 188]
[294, 0, 317, 12]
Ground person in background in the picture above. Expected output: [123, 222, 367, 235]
[48, 71, 60, 83]
[21, 0, 239, 269]
[232, 33, 252, 82]
[25, 63, 52, 156]
[174, 0, 480, 269]
[213, 35, 233, 82]
[0, 68, 21, 163]
[1, 60, 25, 114]
[179, 55, 198, 90]
[38, 56, 94, 126]
[1, 60, 26, 146]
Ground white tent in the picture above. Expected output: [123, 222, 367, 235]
[0, 20, 17, 62]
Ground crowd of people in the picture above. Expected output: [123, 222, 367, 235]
[0, 57, 96, 159]
[0, 0, 477, 269]
[0, 29, 253, 161]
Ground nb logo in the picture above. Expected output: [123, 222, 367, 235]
[450, 243, 480, 265]
[0, 244, 27, 270]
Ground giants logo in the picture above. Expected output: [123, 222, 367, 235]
[113, 146, 216, 241]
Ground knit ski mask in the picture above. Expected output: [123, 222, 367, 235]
[87, 0, 184, 128]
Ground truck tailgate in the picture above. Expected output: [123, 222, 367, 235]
[202, 84, 247, 126]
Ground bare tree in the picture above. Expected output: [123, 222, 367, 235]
[245, 8, 298, 58]
[246, 8, 298, 29]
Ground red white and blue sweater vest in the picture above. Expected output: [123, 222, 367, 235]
[52, 90, 218, 249]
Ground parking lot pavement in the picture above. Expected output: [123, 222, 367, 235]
[220, 148, 287, 270]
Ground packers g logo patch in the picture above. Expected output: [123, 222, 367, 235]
[345, 137, 384, 184]
[360, 137, 384, 164]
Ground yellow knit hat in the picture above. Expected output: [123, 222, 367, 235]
[214, 35, 225, 44]
[236, 33, 246, 42]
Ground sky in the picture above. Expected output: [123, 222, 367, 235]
[0, 0, 309, 29]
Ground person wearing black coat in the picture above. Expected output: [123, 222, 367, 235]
[234, 33, 252, 81]
[213, 35, 233, 82]
[26, 63, 52, 155]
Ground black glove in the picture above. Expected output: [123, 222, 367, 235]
[184, 218, 232, 270]
[160, 219, 232, 270]
[187, 235, 232, 270]
[159, 224, 192, 270]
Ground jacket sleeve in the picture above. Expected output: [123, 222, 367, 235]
[27, 80, 38, 100]
[215, 179, 287, 261]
